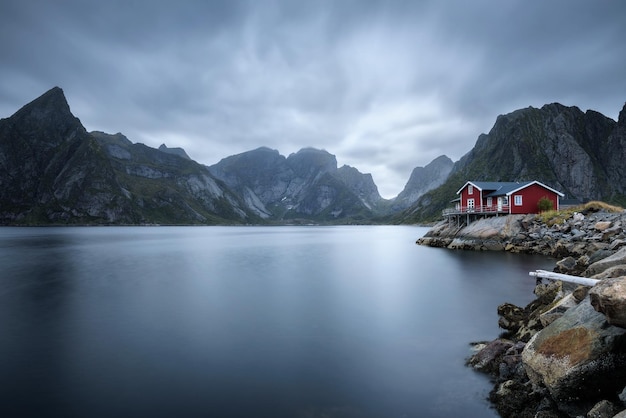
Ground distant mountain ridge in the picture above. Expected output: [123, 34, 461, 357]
[0, 87, 410, 224]
[208, 146, 387, 221]
[2, 87, 623, 225]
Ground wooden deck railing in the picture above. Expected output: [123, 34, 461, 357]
[442, 204, 510, 216]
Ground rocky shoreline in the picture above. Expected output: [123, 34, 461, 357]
[418, 207, 626, 418]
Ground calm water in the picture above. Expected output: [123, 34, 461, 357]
[0, 226, 555, 418]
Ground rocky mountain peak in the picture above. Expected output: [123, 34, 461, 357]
[158, 143, 191, 160]
[428, 155, 454, 167]
[335, 164, 382, 206]
[212, 147, 286, 175]
[394, 155, 453, 210]
[7, 86, 85, 148]
[286, 148, 337, 178]
[12, 87, 72, 122]
[540, 102, 581, 114]
[90, 131, 133, 146]
[208, 146, 292, 208]
[209, 146, 386, 220]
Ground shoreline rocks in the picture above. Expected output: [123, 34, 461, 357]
[523, 300, 626, 405]
[426, 209, 626, 417]
[470, 280, 626, 417]
[417, 211, 626, 259]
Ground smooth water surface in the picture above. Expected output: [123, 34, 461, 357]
[0, 226, 555, 417]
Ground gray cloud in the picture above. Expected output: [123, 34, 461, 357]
[1, 0, 625, 198]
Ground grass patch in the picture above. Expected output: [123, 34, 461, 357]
[538, 201, 624, 226]
[580, 201, 624, 213]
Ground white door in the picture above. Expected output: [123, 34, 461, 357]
[497, 197, 503, 211]
[467, 198, 475, 212]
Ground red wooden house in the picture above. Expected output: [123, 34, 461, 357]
[449, 181, 564, 216]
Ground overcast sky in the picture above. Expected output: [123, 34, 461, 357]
[1, 0, 625, 198]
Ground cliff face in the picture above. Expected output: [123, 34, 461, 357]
[0, 87, 135, 223]
[90, 131, 255, 224]
[393, 155, 453, 211]
[453, 103, 616, 201]
[400, 102, 626, 223]
[602, 104, 626, 197]
[335, 165, 382, 210]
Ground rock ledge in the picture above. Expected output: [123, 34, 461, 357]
[455, 209, 626, 417]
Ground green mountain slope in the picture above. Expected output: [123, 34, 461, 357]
[397, 102, 626, 223]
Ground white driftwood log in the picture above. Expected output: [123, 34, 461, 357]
[529, 270, 600, 287]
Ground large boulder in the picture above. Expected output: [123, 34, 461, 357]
[498, 303, 526, 331]
[522, 299, 626, 402]
[585, 247, 626, 276]
[586, 399, 619, 418]
[591, 265, 626, 281]
[589, 277, 626, 328]
[538, 293, 580, 327]
[496, 281, 564, 343]
[467, 339, 514, 375]
[456, 215, 525, 240]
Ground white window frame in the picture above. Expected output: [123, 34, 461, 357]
[514, 195, 523, 206]
[486, 197, 492, 207]
[468, 185, 473, 195]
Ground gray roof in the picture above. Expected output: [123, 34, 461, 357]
[482, 181, 533, 197]
[457, 180, 564, 197]
[457, 181, 530, 195]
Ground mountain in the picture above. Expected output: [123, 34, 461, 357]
[5, 87, 622, 225]
[0, 87, 256, 225]
[89, 131, 256, 224]
[158, 143, 191, 160]
[0, 87, 394, 224]
[208, 147, 386, 222]
[0, 87, 133, 223]
[398, 102, 626, 223]
[335, 165, 383, 210]
[392, 155, 453, 211]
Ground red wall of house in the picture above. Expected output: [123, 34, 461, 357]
[509, 184, 558, 214]
[460, 184, 480, 209]
[460, 186, 467, 207]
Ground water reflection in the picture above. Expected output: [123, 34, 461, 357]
[0, 226, 555, 418]
[0, 231, 80, 416]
